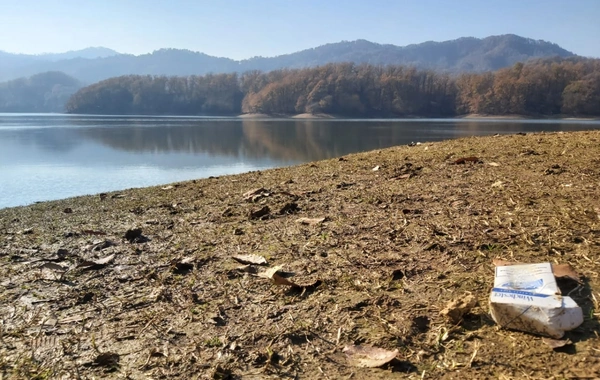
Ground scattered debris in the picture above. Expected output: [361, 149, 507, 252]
[279, 202, 300, 215]
[243, 187, 270, 202]
[235, 264, 259, 274]
[161, 185, 174, 190]
[545, 164, 564, 175]
[542, 337, 573, 349]
[63, 207, 73, 214]
[342, 345, 399, 368]
[296, 217, 326, 226]
[336, 182, 355, 189]
[249, 206, 270, 220]
[390, 162, 422, 179]
[172, 257, 195, 274]
[258, 266, 297, 286]
[489, 262, 583, 338]
[124, 228, 143, 242]
[87, 239, 114, 252]
[440, 292, 478, 323]
[93, 352, 120, 367]
[81, 229, 106, 236]
[487, 162, 500, 167]
[372, 165, 380, 171]
[78, 254, 116, 270]
[232, 254, 267, 266]
[39, 262, 68, 272]
[452, 156, 482, 165]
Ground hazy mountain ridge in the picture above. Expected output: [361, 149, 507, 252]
[0, 72, 82, 112]
[0, 35, 575, 83]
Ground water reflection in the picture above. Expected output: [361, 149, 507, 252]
[71, 117, 600, 162]
[1, 114, 599, 208]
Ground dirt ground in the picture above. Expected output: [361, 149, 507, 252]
[1, 131, 599, 379]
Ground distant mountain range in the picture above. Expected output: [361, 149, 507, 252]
[0, 35, 575, 84]
[0, 72, 81, 112]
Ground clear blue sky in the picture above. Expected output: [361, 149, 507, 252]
[1, 0, 598, 58]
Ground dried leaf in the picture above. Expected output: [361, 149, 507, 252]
[259, 266, 297, 286]
[232, 254, 267, 265]
[343, 345, 398, 368]
[236, 264, 259, 274]
[542, 337, 572, 349]
[39, 262, 68, 272]
[552, 263, 582, 283]
[296, 217, 326, 226]
[78, 254, 115, 269]
[243, 187, 269, 202]
[453, 156, 481, 165]
[440, 292, 478, 323]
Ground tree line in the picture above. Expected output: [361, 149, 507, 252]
[65, 57, 600, 117]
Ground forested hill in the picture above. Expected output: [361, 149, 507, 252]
[2, 35, 575, 83]
[0, 72, 81, 113]
[66, 57, 600, 117]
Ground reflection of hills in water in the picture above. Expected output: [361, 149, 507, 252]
[75, 119, 425, 162]
[71, 117, 596, 162]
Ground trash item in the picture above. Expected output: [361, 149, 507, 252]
[372, 165, 380, 171]
[342, 345, 398, 368]
[440, 292, 478, 323]
[492, 259, 582, 283]
[489, 262, 583, 338]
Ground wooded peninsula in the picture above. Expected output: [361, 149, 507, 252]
[65, 57, 600, 117]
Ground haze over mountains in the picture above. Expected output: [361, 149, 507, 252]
[0, 35, 575, 84]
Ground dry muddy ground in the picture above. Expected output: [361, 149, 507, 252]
[1, 131, 599, 379]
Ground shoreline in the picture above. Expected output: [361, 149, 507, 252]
[1, 131, 600, 378]
[2, 111, 599, 121]
[238, 112, 600, 120]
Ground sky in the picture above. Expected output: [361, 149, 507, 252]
[0, 0, 599, 58]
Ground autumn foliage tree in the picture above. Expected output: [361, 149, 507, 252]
[66, 57, 600, 117]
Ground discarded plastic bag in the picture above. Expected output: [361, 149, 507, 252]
[489, 262, 583, 338]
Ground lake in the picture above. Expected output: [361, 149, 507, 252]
[1, 114, 599, 209]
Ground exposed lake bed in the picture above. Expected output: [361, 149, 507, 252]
[1, 130, 599, 378]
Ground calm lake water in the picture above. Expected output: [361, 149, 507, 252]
[1, 114, 599, 209]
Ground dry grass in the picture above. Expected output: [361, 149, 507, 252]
[1, 131, 599, 379]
